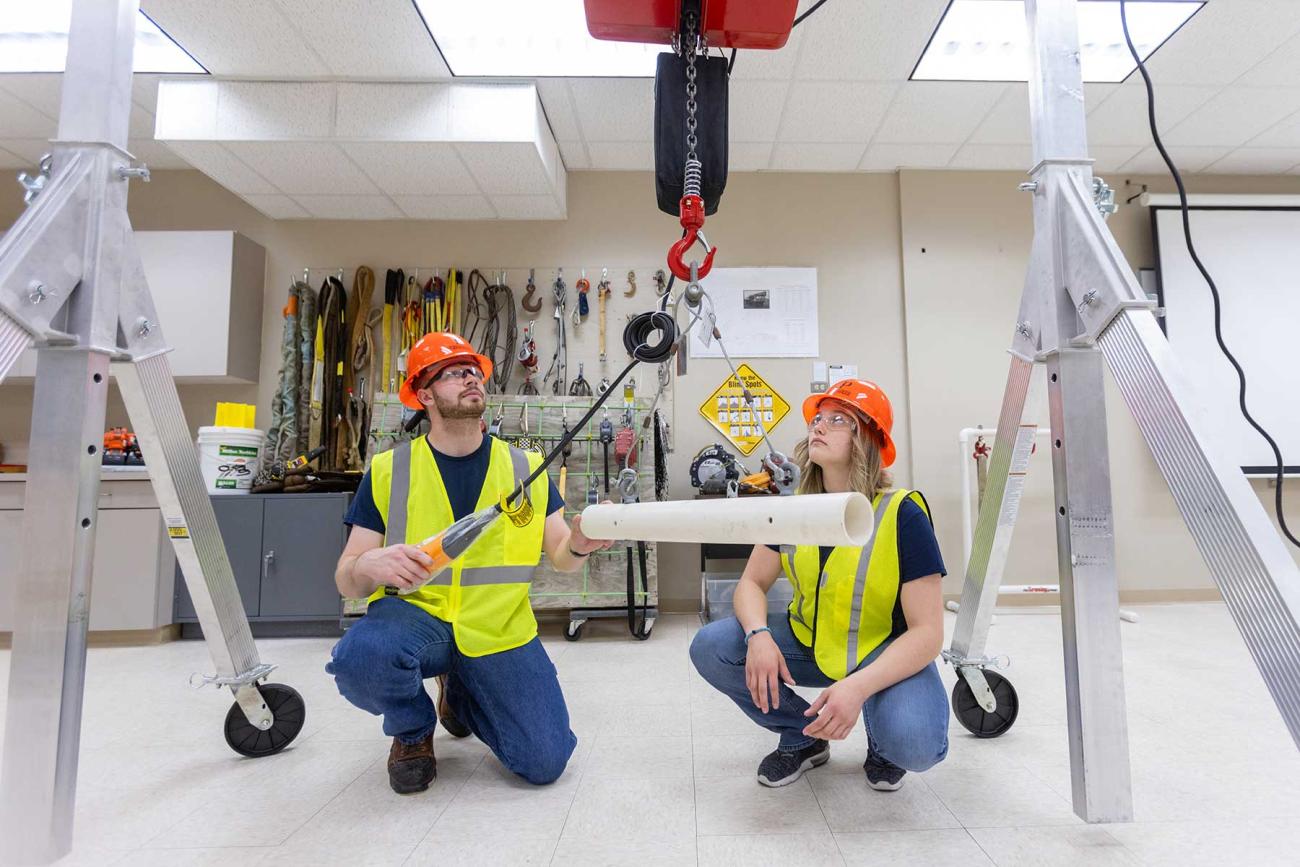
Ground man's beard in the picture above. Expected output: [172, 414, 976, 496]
[432, 391, 484, 420]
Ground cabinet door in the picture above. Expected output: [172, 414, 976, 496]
[258, 497, 346, 618]
[175, 497, 263, 620]
[89, 509, 164, 631]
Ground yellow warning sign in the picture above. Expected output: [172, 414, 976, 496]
[699, 363, 790, 456]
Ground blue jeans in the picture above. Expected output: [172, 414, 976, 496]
[690, 615, 949, 772]
[326, 597, 577, 785]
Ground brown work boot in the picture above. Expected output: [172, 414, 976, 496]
[388, 733, 435, 794]
[436, 674, 472, 739]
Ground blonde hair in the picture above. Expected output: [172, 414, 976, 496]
[793, 417, 892, 499]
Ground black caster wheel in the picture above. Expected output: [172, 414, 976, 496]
[951, 670, 1019, 738]
[631, 625, 652, 641]
[564, 621, 585, 642]
[224, 682, 306, 758]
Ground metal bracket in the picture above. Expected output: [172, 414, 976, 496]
[189, 662, 276, 690]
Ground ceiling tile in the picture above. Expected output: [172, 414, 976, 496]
[769, 142, 865, 172]
[1142, 0, 1300, 87]
[141, 0, 330, 77]
[229, 142, 379, 195]
[537, 80, 581, 141]
[341, 142, 479, 196]
[729, 26, 803, 81]
[873, 82, 1004, 145]
[947, 143, 1032, 171]
[1238, 30, 1300, 87]
[393, 195, 496, 220]
[557, 140, 590, 170]
[1118, 146, 1232, 175]
[242, 194, 310, 219]
[0, 139, 49, 163]
[792, 0, 949, 80]
[570, 79, 655, 143]
[1084, 82, 1220, 147]
[154, 79, 218, 139]
[291, 195, 402, 220]
[586, 141, 654, 171]
[275, 0, 449, 78]
[0, 144, 28, 169]
[1087, 145, 1144, 173]
[859, 143, 958, 171]
[162, 141, 276, 194]
[777, 82, 897, 143]
[1202, 148, 1300, 175]
[488, 195, 565, 220]
[1164, 88, 1300, 148]
[335, 83, 450, 140]
[729, 142, 773, 172]
[0, 74, 61, 118]
[0, 89, 56, 138]
[215, 82, 335, 140]
[1246, 108, 1300, 148]
[448, 84, 539, 142]
[968, 85, 1029, 145]
[125, 139, 188, 170]
[132, 75, 163, 113]
[456, 142, 554, 195]
[729, 81, 791, 141]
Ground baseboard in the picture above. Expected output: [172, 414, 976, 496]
[940, 587, 1223, 607]
[0, 624, 180, 649]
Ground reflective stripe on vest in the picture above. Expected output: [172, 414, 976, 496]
[367, 436, 548, 656]
[844, 491, 896, 677]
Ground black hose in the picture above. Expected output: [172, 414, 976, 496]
[1120, 0, 1297, 548]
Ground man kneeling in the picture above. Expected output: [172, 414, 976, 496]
[327, 332, 610, 794]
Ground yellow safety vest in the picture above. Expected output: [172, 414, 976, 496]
[780, 490, 931, 680]
[366, 437, 549, 657]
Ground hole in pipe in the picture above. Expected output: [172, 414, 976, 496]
[93, 373, 102, 383]
[1058, 507, 1065, 516]
[87, 445, 97, 454]
[1055, 439, 1061, 448]
[81, 518, 91, 528]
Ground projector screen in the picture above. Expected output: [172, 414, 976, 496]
[1153, 206, 1300, 474]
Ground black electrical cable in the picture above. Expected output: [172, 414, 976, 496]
[1120, 0, 1298, 549]
[509, 312, 680, 499]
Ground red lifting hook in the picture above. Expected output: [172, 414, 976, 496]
[667, 194, 718, 281]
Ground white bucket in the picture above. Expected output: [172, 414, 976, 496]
[196, 426, 264, 494]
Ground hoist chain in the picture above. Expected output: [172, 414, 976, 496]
[682, 11, 702, 199]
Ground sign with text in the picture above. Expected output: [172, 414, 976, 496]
[698, 363, 790, 456]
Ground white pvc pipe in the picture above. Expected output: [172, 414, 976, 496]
[580, 492, 875, 547]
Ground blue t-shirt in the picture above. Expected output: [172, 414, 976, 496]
[345, 435, 564, 535]
[767, 497, 945, 641]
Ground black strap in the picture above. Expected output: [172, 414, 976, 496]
[626, 540, 651, 640]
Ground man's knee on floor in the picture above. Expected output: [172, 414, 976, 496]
[689, 618, 744, 675]
[326, 626, 412, 697]
[503, 730, 577, 785]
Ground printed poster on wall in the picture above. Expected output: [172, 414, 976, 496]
[698, 363, 790, 456]
[687, 267, 818, 358]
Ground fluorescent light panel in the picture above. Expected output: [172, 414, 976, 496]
[416, 0, 660, 77]
[0, 1, 204, 74]
[913, 0, 1202, 83]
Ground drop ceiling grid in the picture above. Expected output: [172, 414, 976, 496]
[276, 0, 449, 80]
[1202, 148, 1300, 175]
[141, 0, 331, 78]
[1142, 0, 1300, 88]
[1162, 87, 1300, 148]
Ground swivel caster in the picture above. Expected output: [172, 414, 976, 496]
[951, 670, 1019, 738]
[223, 683, 306, 757]
[564, 620, 586, 642]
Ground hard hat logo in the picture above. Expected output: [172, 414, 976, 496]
[398, 331, 494, 410]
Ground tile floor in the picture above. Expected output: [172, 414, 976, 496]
[2, 602, 1300, 865]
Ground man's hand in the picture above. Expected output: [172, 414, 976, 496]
[351, 544, 435, 594]
[802, 677, 869, 741]
[568, 511, 615, 556]
[745, 631, 795, 713]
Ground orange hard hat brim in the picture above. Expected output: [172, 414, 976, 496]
[398, 352, 493, 410]
[802, 393, 897, 468]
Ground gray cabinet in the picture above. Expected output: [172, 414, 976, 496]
[174, 492, 349, 635]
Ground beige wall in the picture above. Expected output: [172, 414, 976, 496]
[3, 167, 1298, 610]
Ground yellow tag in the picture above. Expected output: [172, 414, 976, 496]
[167, 524, 190, 539]
[499, 489, 534, 527]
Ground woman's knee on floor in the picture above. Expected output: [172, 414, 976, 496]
[689, 617, 746, 678]
[866, 682, 950, 771]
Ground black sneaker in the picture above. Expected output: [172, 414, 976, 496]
[756, 739, 829, 787]
[864, 744, 905, 791]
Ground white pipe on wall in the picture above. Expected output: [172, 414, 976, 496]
[580, 492, 875, 547]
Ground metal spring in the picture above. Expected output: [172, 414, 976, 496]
[683, 157, 702, 199]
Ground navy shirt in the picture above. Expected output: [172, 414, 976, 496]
[345, 436, 564, 535]
[767, 497, 946, 641]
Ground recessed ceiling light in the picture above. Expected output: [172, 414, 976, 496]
[415, 0, 661, 77]
[0, 1, 204, 74]
[912, 0, 1203, 83]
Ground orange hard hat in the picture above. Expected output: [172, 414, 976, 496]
[802, 378, 896, 468]
[398, 332, 493, 410]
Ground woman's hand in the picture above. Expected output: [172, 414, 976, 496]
[568, 511, 615, 556]
[802, 677, 869, 741]
[745, 632, 795, 713]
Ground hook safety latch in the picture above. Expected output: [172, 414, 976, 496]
[667, 194, 717, 281]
